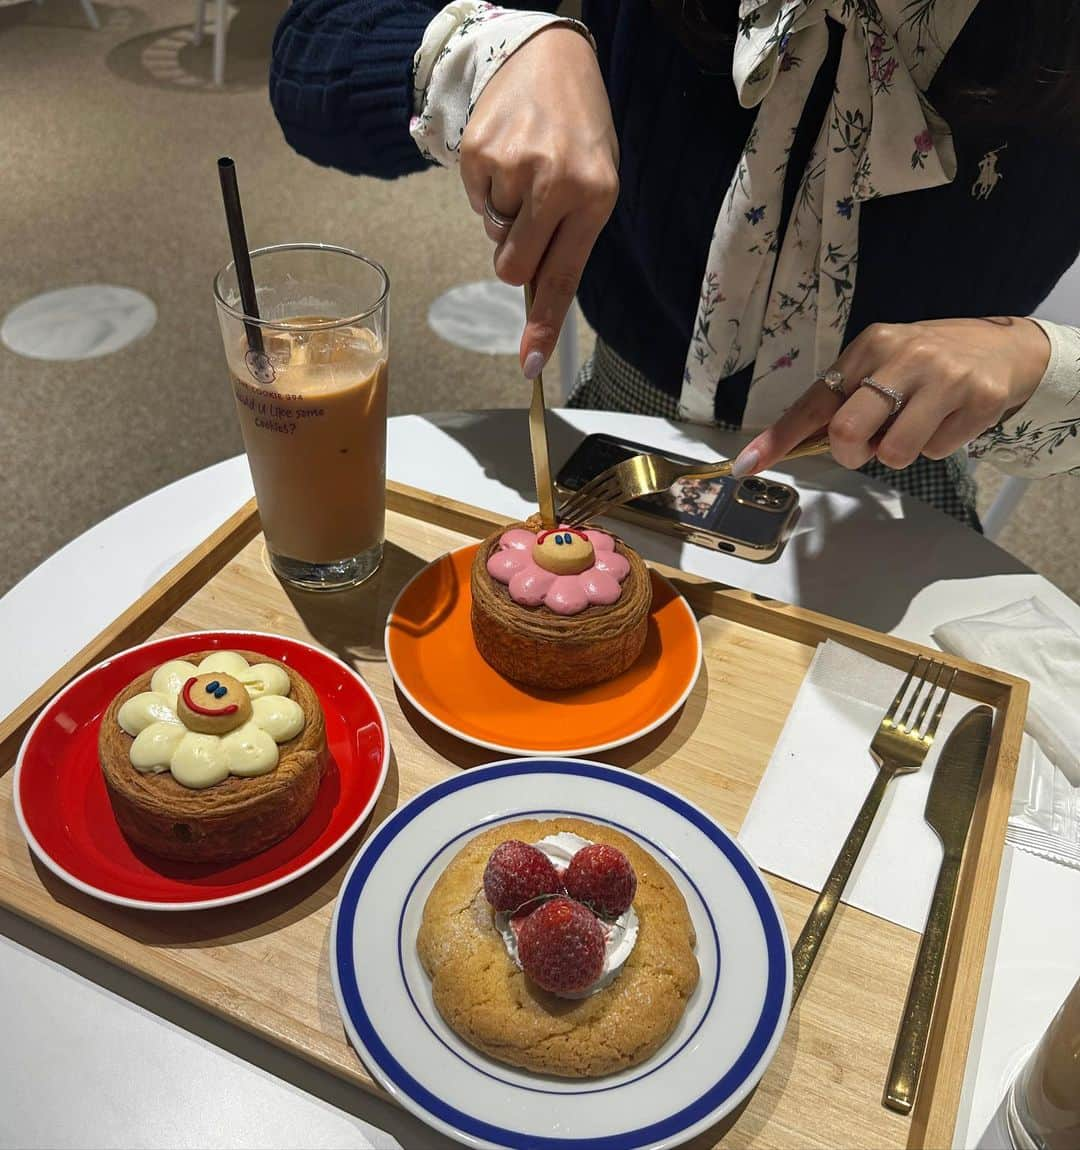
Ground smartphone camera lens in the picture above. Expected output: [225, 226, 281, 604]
[765, 485, 789, 507]
[742, 477, 768, 495]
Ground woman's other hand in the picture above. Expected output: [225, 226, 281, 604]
[460, 27, 619, 379]
[733, 317, 1051, 476]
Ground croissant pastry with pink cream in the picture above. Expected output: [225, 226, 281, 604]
[470, 515, 652, 690]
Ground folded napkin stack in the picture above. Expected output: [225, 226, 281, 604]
[933, 597, 1080, 870]
[933, 598, 1080, 786]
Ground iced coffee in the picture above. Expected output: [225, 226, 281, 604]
[1008, 975, 1080, 1150]
[214, 246, 389, 590]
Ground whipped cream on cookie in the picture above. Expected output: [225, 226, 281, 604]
[495, 832, 639, 998]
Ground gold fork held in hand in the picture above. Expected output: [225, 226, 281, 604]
[557, 429, 832, 527]
[790, 656, 958, 1004]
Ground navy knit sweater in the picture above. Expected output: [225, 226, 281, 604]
[270, 0, 1080, 425]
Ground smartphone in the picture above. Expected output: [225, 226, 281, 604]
[555, 433, 800, 562]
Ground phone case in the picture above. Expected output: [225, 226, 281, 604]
[555, 435, 801, 562]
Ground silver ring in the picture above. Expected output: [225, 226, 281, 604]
[483, 192, 517, 233]
[859, 375, 906, 415]
[821, 369, 847, 397]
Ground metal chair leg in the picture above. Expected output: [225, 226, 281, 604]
[193, 0, 205, 45]
[982, 475, 1032, 540]
[213, 0, 227, 86]
[80, 0, 99, 28]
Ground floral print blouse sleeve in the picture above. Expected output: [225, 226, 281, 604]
[969, 319, 1080, 478]
[409, 2, 592, 168]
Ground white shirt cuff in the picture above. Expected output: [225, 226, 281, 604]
[409, 3, 592, 167]
[970, 318, 1080, 478]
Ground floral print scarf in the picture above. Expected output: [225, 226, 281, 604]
[678, 0, 980, 428]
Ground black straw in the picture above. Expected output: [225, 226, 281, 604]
[217, 156, 264, 356]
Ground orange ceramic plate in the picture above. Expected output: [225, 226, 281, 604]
[385, 544, 701, 756]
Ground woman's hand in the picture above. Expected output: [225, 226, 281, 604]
[733, 317, 1051, 476]
[460, 27, 619, 379]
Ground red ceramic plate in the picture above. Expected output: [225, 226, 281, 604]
[14, 630, 389, 911]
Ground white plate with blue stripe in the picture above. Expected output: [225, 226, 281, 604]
[331, 759, 792, 1149]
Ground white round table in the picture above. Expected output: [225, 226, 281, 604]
[2, 410, 1078, 1150]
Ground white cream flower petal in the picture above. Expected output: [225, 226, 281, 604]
[117, 691, 180, 736]
[220, 721, 279, 777]
[129, 721, 186, 774]
[149, 660, 199, 704]
[237, 662, 291, 699]
[195, 651, 250, 678]
[251, 695, 305, 743]
[169, 732, 231, 789]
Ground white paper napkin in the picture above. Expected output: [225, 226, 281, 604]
[933, 597, 1080, 787]
[738, 641, 976, 932]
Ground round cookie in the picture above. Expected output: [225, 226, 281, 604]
[416, 817, 699, 1078]
[176, 672, 252, 734]
[532, 529, 595, 575]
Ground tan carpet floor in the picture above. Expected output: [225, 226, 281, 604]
[1, 0, 1076, 604]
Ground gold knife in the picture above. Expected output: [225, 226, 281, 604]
[523, 283, 557, 528]
[883, 705, 994, 1114]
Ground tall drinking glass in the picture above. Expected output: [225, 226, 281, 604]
[213, 244, 389, 591]
[1007, 974, 1080, 1150]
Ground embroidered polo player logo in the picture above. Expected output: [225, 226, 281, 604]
[972, 144, 1007, 200]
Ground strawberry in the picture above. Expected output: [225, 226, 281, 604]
[482, 840, 562, 913]
[563, 843, 637, 917]
[517, 897, 605, 994]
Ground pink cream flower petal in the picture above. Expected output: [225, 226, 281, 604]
[582, 529, 615, 553]
[509, 566, 556, 606]
[500, 529, 537, 553]
[582, 570, 622, 605]
[544, 575, 590, 616]
[594, 551, 630, 582]
[487, 550, 531, 583]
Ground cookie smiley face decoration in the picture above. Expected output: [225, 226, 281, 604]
[177, 673, 253, 734]
[532, 528, 595, 576]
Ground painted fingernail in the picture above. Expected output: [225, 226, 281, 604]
[731, 448, 760, 478]
[523, 350, 546, 380]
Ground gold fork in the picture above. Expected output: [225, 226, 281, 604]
[557, 429, 832, 527]
[791, 655, 958, 1003]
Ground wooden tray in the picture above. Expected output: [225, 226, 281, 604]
[0, 482, 1027, 1150]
